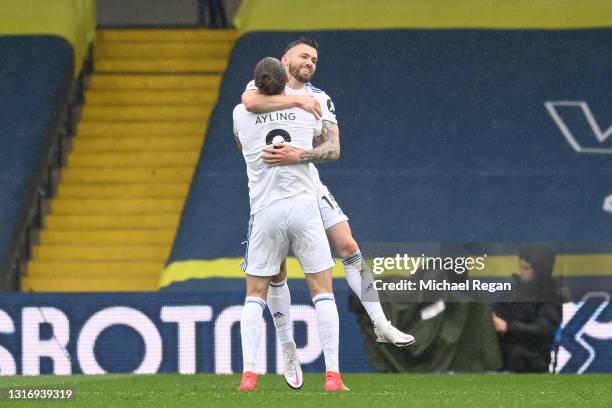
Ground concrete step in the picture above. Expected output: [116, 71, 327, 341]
[85, 90, 219, 106]
[72, 137, 202, 153]
[77, 121, 205, 137]
[62, 167, 195, 183]
[57, 183, 190, 199]
[32, 245, 170, 262]
[81, 105, 212, 121]
[46, 214, 181, 229]
[40, 230, 176, 245]
[95, 59, 227, 74]
[51, 198, 184, 214]
[27, 260, 164, 277]
[21, 276, 159, 291]
[88, 74, 221, 91]
[67, 151, 199, 168]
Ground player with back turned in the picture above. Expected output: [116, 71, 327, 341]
[233, 57, 349, 392]
[242, 36, 415, 389]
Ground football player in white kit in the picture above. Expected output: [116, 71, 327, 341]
[242, 37, 415, 385]
[234, 57, 349, 392]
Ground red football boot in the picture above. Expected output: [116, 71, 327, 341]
[323, 371, 350, 391]
[238, 371, 258, 391]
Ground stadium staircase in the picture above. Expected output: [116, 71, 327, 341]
[21, 29, 238, 291]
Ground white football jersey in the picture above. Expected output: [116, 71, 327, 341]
[233, 104, 322, 215]
[245, 80, 338, 197]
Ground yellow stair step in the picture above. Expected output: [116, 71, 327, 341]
[62, 167, 195, 183]
[95, 43, 232, 59]
[88, 74, 222, 91]
[27, 261, 163, 277]
[86, 90, 219, 106]
[28, 261, 163, 275]
[51, 198, 184, 214]
[67, 152, 199, 167]
[77, 121, 205, 137]
[46, 215, 181, 230]
[81, 106, 211, 121]
[46, 214, 181, 229]
[32, 245, 170, 261]
[21, 277, 159, 291]
[95, 59, 228, 74]
[72, 137, 202, 153]
[41, 230, 176, 245]
[57, 183, 190, 198]
[97, 29, 238, 43]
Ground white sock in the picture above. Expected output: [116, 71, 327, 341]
[312, 293, 339, 372]
[267, 279, 294, 345]
[240, 296, 266, 373]
[343, 251, 386, 324]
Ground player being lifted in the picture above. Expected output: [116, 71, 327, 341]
[234, 57, 349, 392]
[242, 37, 415, 388]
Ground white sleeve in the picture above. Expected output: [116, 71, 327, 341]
[232, 105, 242, 139]
[245, 80, 257, 91]
[318, 92, 338, 124]
[314, 118, 323, 137]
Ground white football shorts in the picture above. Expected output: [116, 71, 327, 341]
[317, 190, 349, 230]
[242, 192, 335, 277]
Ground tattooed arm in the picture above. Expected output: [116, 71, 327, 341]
[261, 120, 340, 166]
[300, 120, 340, 163]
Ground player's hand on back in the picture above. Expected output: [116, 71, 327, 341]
[295, 95, 322, 119]
[262, 144, 303, 166]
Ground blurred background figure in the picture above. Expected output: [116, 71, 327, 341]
[492, 244, 562, 373]
[199, 0, 228, 28]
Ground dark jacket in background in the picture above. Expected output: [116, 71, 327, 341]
[493, 284, 562, 372]
[493, 243, 563, 374]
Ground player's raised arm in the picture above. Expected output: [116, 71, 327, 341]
[242, 90, 322, 119]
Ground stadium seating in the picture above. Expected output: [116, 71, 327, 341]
[0, 0, 95, 76]
[162, 29, 612, 288]
[22, 29, 239, 291]
[0, 0, 96, 289]
[0, 36, 73, 284]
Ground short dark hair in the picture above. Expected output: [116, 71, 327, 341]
[281, 35, 319, 57]
[254, 57, 287, 95]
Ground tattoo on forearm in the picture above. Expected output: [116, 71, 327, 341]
[300, 121, 340, 163]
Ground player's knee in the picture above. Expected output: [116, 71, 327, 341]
[337, 238, 360, 259]
[270, 261, 288, 283]
[305, 269, 333, 297]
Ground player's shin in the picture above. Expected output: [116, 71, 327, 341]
[267, 279, 294, 345]
[343, 250, 386, 323]
[312, 293, 340, 373]
[240, 296, 266, 373]
[344, 251, 415, 347]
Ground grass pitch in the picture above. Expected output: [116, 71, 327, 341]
[1, 373, 610, 407]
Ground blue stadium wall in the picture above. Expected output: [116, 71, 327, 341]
[0, 36, 74, 281]
[153, 29, 612, 374]
[0, 291, 609, 375]
[168, 29, 612, 268]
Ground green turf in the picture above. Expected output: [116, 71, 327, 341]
[0, 373, 610, 407]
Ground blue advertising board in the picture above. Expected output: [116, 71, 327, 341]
[0, 288, 610, 375]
